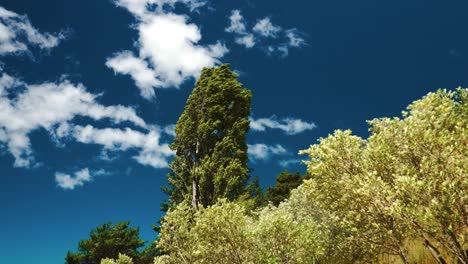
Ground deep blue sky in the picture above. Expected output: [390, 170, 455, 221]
[1, 0, 468, 263]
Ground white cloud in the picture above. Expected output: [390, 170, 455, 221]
[163, 124, 176, 137]
[225, 10, 256, 48]
[235, 34, 255, 48]
[71, 125, 174, 168]
[106, 51, 161, 99]
[253, 17, 281, 38]
[225, 10, 246, 34]
[225, 9, 305, 56]
[0, 74, 147, 167]
[278, 158, 301, 168]
[248, 143, 288, 161]
[55, 168, 93, 190]
[108, 0, 227, 99]
[115, 0, 206, 18]
[0, 6, 66, 56]
[286, 29, 305, 47]
[250, 116, 316, 135]
[0, 72, 21, 94]
[268, 44, 289, 57]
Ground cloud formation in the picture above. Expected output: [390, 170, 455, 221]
[235, 34, 255, 48]
[225, 10, 246, 34]
[253, 18, 281, 38]
[55, 168, 93, 190]
[249, 116, 316, 135]
[70, 125, 173, 168]
[115, 0, 206, 18]
[107, 0, 227, 99]
[248, 143, 288, 161]
[225, 9, 305, 55]
[278, 158, 301, 168]
[0, 74, 175, 168]
[0, 6, 66, 56]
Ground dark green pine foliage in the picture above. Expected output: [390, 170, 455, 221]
[65, 222, 145, 264]
[235, 176, 265, 212]
[264, 171, 304, 206]
[164, 64, 252, 209]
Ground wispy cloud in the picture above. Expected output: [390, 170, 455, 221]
[278, 158, 301, 168]
[248, 143, 289, 161]
[107, 0, 227, 99]
[286, 29, 305, 47]
[55, 168, 93, 190]
[249, 116, 316, 135]
[235, 34, 255, 48]
[253, 17, 281, 38]
[225, 10, 247, 34]
[225, 9, 305, 56]
[55, 168, 110, 190]
[0, 6, 67, 56]
[114, 0, 207, 18]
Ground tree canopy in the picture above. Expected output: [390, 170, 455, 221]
[264, 171, 304, 206]
[66, 222, 145, 264]
[164, 64, 252, 209]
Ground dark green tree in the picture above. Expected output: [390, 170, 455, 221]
[235, 176, 265, 212]
[264, 171, 304, 206]
[164, 64, 252, 209]
[65, 222, 145, 264]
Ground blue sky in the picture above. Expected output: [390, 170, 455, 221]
[1, 0, 467, 263]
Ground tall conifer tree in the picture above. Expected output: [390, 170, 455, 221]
[164, 64, 251, 209]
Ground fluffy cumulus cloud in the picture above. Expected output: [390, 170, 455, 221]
[248, 143, 288, 161]
[106, 51, 162, 99]
[225, 9, 305, 55]
[0, 6, 66, 56]
[249, 116, 316, 135]
[107, 0, 228, 99]
[253, 17, 281, 38]
[70, 125, 173, 168]
[0, 74, 174, 168]
[55, 168, 93, 190]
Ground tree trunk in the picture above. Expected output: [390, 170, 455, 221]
[192, 140, 200, 209]
[398, 247, 409, 264]
[424, 239, 447, 264]
[192, 177, 198, 209]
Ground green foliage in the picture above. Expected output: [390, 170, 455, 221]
[366, 88, 468, 263]
[155, 202, 197, 263]
[250, 202, 323, 263]
[264, 171, 304, 206]
[165, 64, 252, 209]
[155, 88, 467, 264]
[155, 199, 323, 264]
[235, 176, 265, 212]
[101, 254, 134, 264]
[300, 88, 468, 263]
[66, 222, 145, 264]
